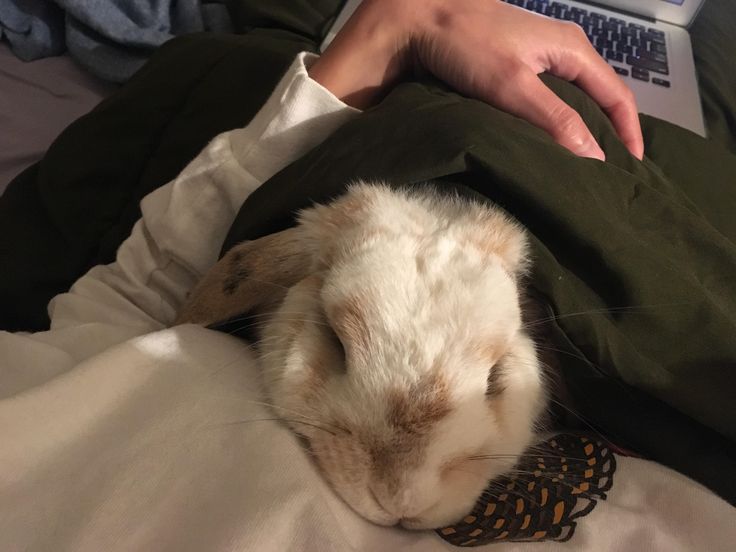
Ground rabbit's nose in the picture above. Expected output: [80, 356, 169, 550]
[369, 486, 399, 515]
[369, 484, 394, 513]
[370, 484, 425, 519]
[399, 516, 424, 529]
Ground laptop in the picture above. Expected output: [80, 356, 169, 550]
[321, 0, 707, 137]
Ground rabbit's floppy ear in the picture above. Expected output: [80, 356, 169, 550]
[458, 206, 530, 277]
[175, 227, 313, 327]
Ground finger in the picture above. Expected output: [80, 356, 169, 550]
[489, 65, 606, 161]
[549, 25, 644, 159]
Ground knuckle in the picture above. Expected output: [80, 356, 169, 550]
[614, 81, 636, 106]
[624, 86, 636, 103]
[570, 23, 588, 41]
[559, 20, 584, 37]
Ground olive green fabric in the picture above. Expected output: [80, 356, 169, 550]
[222, 77, 736, 503]
[691, 0, 736, 153]
[227, 0, 344, 41]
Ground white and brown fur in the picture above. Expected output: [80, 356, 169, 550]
[177, 182, 547, 529]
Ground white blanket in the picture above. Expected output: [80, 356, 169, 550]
[1, 54, 734, 551]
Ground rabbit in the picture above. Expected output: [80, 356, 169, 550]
[176, 182, 547, 529]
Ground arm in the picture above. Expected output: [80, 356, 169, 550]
[0, 53, 359, 394]
[47, 53, 359, 336]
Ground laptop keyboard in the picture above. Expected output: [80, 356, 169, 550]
[503, 0, 670, 87]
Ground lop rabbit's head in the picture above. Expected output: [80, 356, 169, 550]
[177, 183, 546, 529]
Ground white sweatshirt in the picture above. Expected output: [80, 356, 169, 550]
[0, 53, 733, 552]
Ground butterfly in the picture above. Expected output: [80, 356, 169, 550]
[438, 433, 616, 546]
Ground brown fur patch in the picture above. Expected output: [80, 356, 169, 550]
[463, 217, 524, 274]
[316, 194, 386, 265]
[386, 372, 452, 435]
[322, 192, 370, 232]
[222, 250, 248, 295]
[337, 193, 367, 223]
[363, 372, 453, 490]
[175, 228, 312, 327]
[471, 339, 502, 366]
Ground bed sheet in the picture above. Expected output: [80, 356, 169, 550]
[0, 42, 115, 196]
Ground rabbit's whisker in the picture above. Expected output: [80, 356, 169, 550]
[506, 469, 598, 498]
[239, 398, 351, 434]
[218, 417, 339, 437]
[235, 275, 291, 290]
[467, 453, 588, 462]
[522, 302, 692, 330]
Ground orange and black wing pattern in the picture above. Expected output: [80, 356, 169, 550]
[438, 433, 616, 546]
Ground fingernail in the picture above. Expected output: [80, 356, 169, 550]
[580, 138, 606, 161]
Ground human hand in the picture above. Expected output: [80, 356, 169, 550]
[309, 0, 644, 161]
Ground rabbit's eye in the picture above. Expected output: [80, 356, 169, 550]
[326, 324, 347, 369]
[486, 361, 506, 398]
[295, 432, 312, 451]
[441, 454, 489, 480]
[441, 456, 472, 478]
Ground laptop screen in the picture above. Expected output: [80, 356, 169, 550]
[592, 0, 704, 27]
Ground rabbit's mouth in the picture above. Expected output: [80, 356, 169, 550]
[366, 486, 401, 526]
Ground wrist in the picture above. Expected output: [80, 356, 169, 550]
[308, 0, 416, 109]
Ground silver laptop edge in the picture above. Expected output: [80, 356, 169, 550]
[588, 0, 705, 28]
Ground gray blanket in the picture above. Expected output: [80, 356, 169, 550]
[0, 0, 232, 81]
